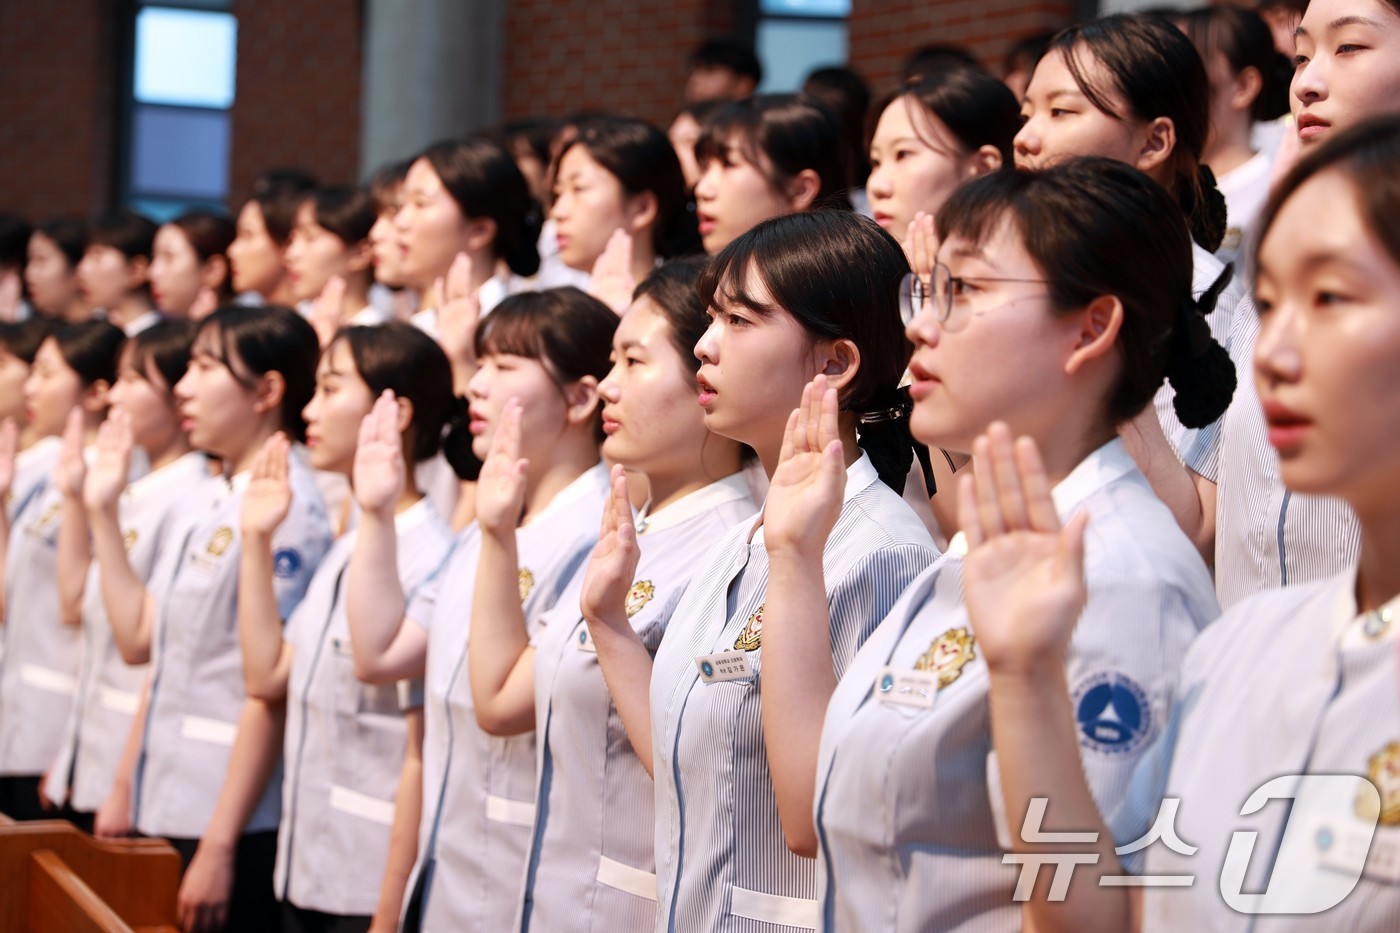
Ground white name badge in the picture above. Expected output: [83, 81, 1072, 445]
[873, 666, 937, 709]
[696, 650, 753, 684]
[576, 625, 598, 653]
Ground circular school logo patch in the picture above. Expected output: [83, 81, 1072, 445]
[1074, 672, 1150, 755]
[273, 548, 302, 579]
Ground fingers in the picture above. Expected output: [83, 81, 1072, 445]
[1016, 435, 1061, 533]
[817, 381, 840, 453]
[957, 472, 984, 550]
[432, 275, 447, 315]
[986, 422, 1030, 532]
[447, 252, 473, 301]
[778, 408, 800, 465]
[376, 389, 400, 440]
[971, 434, 1006, 539]
[63, 406, 84, 449]
[805, 374, 825, 453]
[1059, 511, 1090, 577]
[500, 399, 524, 461]
[791, 380, 813, 456]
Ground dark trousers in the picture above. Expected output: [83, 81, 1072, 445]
[168, 830, 281, 932]
[281, 901, 372, 933]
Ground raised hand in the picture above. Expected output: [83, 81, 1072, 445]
[588, 229, 637, 315]
[580, 465, 642, 629]
[310, 274, 347, 348]
[83, 410, 134, 513]
[475, 400, 528, 536]
[762, 375, 846, 561]
[353, 391, 406, 519]
[435, 252, 482, 371]
[960, 423, 1089, 677]
[55, 407, 88, 500]
[903, 211, 938, 283]
[241, 433, 292, 540]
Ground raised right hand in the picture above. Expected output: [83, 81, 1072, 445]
[83, 409, 134, 513]
[353, 391, 406, 519]
[580, 465, 642, 630]
[54, 407, 87, 500]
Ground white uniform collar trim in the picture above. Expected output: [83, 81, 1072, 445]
[636, 471, 753, 536]
[394, 496, 435, 533]
[751, 451, 879, 545]
[126, 451, 206, 503]
[1330, 566, 1400, 648]
[524, 462, 610, 526]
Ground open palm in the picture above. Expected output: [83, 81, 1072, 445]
[84, 410, 134, 512]
[475, 399, 528, 535]
[54, 408, 87, 499]
[242, 433, 292, 538]
[580, 465, 641, 628]
[588, 229, 637, 315]
[763, 376, 845, 560]
[353, 391, 406, 518]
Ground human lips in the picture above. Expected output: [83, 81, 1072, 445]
[697, 212, 717, 236]
[906, 357, 941, 401]
[600, 406, 622, 435]
[1260, 399, 1312, 453]
[696, 372, 718, 407]
[1296, 112, 1331, 143]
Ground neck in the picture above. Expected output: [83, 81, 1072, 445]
[266, 277, 298, 307]
[629, 237, 658, 285]
[60, 297, 89, 324]
[337, 275, 373, 324]
[521, 437, 598, 523]
[226, 421, 282, 476]
[1204, 122, 1257, 178]
[1353, 502, 1400, 612]
[394, 475, 424, 515]
[645, 470, 713, 515]
[754, 413, 862, 479]
[107, 294, 153, 329]
[1030, 422, 1117, 489]
[146, 433, 192, 471]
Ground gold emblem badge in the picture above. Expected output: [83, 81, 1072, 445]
[206, 526, 234, 556]
[123, 529, 138, 552]
[1359, 741, 1400, 826]
[518, 567, 536, 604]
[734, 603, 765, 652]
[625, 580, 655, 618]
[913, 627, 977, 689]
[30, 501, 62, 534]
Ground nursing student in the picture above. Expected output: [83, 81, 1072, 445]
[345, 288, 616, 932]
[464, 258, 757, 931]
[965, 115, 1400, 933]
[366, 159, 418, 322]
[149, 210, 236, 321]
[692, 95, 850, 255]
[76, 209, 161, 336]
[0, 320, 124, 822]
[780, 160, 1230, 932]
[284, 185, 382, 346]
[236, 322, 456, 933]
[228, 170, 316, 307]
[636, 211, 937, 931]
[26, 218, 90, 323]
[0, 317, 59, 518]
[92, 306, 331, 932]
[45, 321, 206, 830]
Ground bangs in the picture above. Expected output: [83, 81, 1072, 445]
[934, 171, 1026, 254]
[693, 105, 763, 172]
[696, 244, 777, 321]
[472, 292, 555, 378]
[1056, 36, 1124, 121]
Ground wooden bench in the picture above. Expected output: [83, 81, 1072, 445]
[0, 815, 180, 932]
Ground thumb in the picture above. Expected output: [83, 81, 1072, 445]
[1058, 511, 1090, 577]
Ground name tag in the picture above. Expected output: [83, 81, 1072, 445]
[1366, 832, 1400, 884]
[696, 650, 752, 684]
[873, 666, 937, 709]
[576, 626, 598, 653]
[1316, 820, 1374, 880]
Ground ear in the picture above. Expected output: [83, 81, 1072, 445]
[345, 237, 374, 275]
[394, 394, 415, 435]
[463, 216, 498, 256]
[126, 256, 151, 291]
[202, 255, 229, 291]
[1232, 66, 1263, 113]
[1134, 117, 1176, 176]
[625, 190, 660, 238]
[1064, 295, 1123, 375]
[786, 169, 823, 212]
[253, 370, 288, 418]
[814, 337, 862, 396]
[561, 375, 601, 427]
[81, 378, 111, 413]
[734, 76, 757, 100]
[966, 145, 1004, 179]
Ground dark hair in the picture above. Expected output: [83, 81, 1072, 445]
[331, 322, 454, 464]
[699, 211, 915, 490]
[53, 319, 125, 388]
[193, 305, 320, 442]
[804, 66, 874, 187]
[126, 318, 196, 393]
[690, 37, 763, 84]
[304, 185, 376, 246]
[1005, 30, 1057, 79]
[679, 99, 725, 127]
[35, 218, 89, 269]
[1047, 14, 1228, 252]
[632, 256, 711, 372]
[368, 159, 412, 215]
[498, 118, 564, 168]
[1254, 115, 1400, 279]
[248, 168, 317, 245]
[168, 210, 236, 302]
[560, 118, 700, 259]
[0, 214, 33, 270]
[420, 137, 542, 277]
[475, 287, 617, 385]
[903, 44, 982, 84]
[88, 209, 158, 262]
[937, 158, 1234, 429]
[695, 95, 852, 210]
[0, 316, 57, 364]
[878, 65, 1022, 169]
[1180, 5, 1291, 123]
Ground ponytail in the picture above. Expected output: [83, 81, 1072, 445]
[442, 394, 483, 480]
[1178, 165, 1228, 253]
[856, 388, 918, 494]
[1164, 263, 1236, 429]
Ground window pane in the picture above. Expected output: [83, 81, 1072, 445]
[756, 19, 848, 93]
[134, 7, 237, 107]
[760, 0, 851, 15]
[130, 105, 231, 200]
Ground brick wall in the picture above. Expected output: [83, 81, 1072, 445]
[500, 0, 742, 127]
[0, 0, 120, 218]
[227, 0, 363, 200]
[848, 0, 1076, 95]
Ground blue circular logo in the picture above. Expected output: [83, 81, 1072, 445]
[701, 661, 715, 678]
[579, 630, 588, 645]
[1316, 826, 1335, 852]
[879, 673, 895, 693]
[272, 548, 302, 579]
[1074, 672, 1150, 754]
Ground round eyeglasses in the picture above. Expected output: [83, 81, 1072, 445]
[899, 263, 1053, 326]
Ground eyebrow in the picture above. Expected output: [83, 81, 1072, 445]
[618, 338, 645, 351]
[1297, 15, 1384, 38]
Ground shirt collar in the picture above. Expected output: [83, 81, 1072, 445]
[524, 462, 609, 526]
[751, 450, 880, 545]
[1332, 566, 1400, 649]
[637, 471, 755, 536]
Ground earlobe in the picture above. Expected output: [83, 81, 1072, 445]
[628, 191, 660, 235]
[818, 339, 862, 394]
[1064, 296, 1123, 375]
[255, 371, 288, 416]
[969, 146, 1003, 178]
[464, 217, 498, 255]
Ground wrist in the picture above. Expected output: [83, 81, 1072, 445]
[195, 832, 238, 859]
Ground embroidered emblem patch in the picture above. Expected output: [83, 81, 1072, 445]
[1360, 741, 1400, 826]
[518, 567, 536, 604]
[733, 602, 765, 652]
[205, 526, 234, 556]
[273, 548, 302, 579]
[913, 626, 976, 689]
[122, 529, 138, 552]
[1073, 672, 1151, 755]
[625, 580, 655, 618]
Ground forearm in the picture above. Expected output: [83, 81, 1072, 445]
[758, 552, 835, 857]
[468, 529, 535, 734]
[450, 481, 477, 532]
[346, 512, 410, 682]
[1119, 410, 1215, 562]
[236, 531, 292, 700]
[110, 677, 150, 803]
[90, 505, 154, 662]
[372, 712, 424, 930]
[985, 666, 1132, 933]
[585, 612, 656, 775]
[56, 495, 91, 626]
[198, 697, 286, 854]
